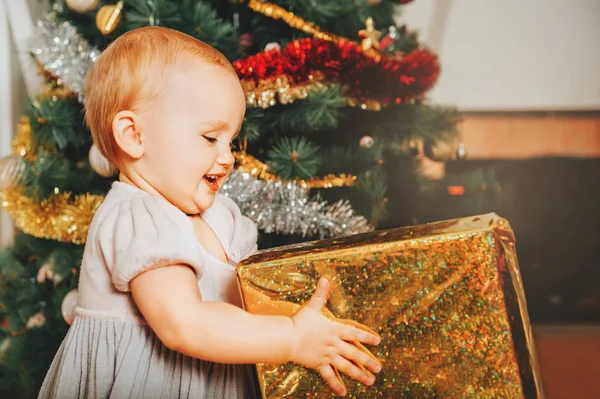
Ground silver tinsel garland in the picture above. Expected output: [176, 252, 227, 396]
[29, 12, 372, 239]
[221, 170, 373, 238]
[30, 13, 100, 101]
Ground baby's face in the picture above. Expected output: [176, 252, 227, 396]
[136, 60, 246, 214]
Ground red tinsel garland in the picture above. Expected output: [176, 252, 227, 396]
[233, 38, 439, 106]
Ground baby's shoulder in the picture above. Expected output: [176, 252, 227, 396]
[90, 182, 191, 241]
[86, 182, 203, 292]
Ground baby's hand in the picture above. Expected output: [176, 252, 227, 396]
[289, 278, 382, 397]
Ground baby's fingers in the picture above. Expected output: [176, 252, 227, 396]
[332, 355, 376, 387]
[338, 317, 380, 338]
[338, 340, 382, 374]
[319, 365, 347, 397]
[339, 323, 381, 346]
[351, 340, 381, 366]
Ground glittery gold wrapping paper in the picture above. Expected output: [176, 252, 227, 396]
[236, 213, 543, 399]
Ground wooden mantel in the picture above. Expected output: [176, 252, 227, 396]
[458, 113, 600, 159]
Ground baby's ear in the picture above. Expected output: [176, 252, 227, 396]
[112, 110, 144, 159]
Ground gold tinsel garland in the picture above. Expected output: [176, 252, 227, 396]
[235, 152, 357, 188]
[36, 61, 80, 100]
[244, 0, 382, 63]
[0, 187, 103, 245]
[241, 75, 317, 109]
[1, 115, 102, 244]
[41, 83, 76, 100]
[12, 119, 37, 163]
[241, 75, 384, 111]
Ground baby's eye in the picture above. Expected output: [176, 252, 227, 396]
[203, 136, 218, 144]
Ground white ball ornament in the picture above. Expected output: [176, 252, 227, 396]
[89, 144, 117, 177]
[65, 0, 100, 14]
[26, 312, 47, 329]
[264, 42, 281, 52]
[359, 135, 375, 148]
[61, 289, 79, 325]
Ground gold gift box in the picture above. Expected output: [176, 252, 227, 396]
[237, 213, 544, 398]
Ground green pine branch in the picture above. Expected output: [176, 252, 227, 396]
[356, 165, 388, 223]
[266, 136, 323, 178]
[21, 151, 70, 202]
[28, 97, 88, 151]
[0, 233, 81, 397]
[241, 108, 265, 142]
[180, 0, 239, 59]
[264, 85, 346, 135]
[125, 0, 182, 30]
[365, 103, 461, 156]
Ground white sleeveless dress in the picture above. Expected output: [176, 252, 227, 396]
[38, 182, 261, 398]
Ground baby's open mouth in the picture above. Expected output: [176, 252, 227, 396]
[203, 174, 220, 191]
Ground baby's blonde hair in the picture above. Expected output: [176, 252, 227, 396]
[84, 26, 236, 164]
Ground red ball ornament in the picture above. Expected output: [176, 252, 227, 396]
[394, 0, 415, 4]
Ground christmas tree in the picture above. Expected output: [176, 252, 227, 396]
[0, 0, 500, 396]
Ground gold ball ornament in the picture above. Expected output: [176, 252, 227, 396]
[96, 1, 124, 35]
[65, 0, 100, 13]
[0, 155, 26, 190]
[61, 289, 79, 325]
[89, 144, 118, 177]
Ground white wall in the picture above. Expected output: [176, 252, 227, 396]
[396, 0, 600, 111]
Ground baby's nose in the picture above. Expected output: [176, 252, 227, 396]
[217, 149, 235, 166]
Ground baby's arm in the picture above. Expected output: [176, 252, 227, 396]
[130, 264, 381, 397]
